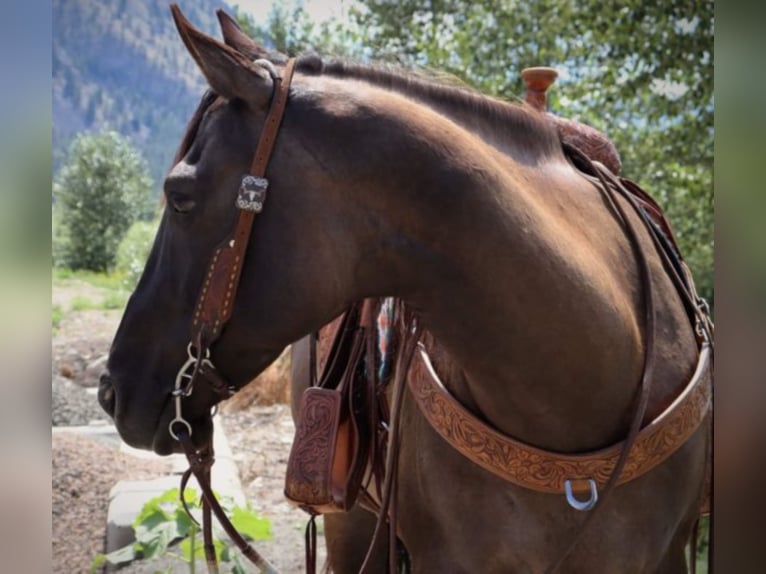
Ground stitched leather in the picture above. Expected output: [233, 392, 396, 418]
[285, 387, 345, 512]
[191, 57, 296, 348]
[173, 53, 296, 574]
[284, 301, 373, 514]
[409, 343, 712, 494]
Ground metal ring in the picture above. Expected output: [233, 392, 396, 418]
[564, 479, 598, 511]
[168, 417, 193, 441]
[186, 341, 211, 361]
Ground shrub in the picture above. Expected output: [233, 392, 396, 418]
[53, 131, 156, 272]
[115, 218, 159, 291]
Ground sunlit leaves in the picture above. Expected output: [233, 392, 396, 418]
[351, 0, 713, 304]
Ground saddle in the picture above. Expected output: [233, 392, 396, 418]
[284, 301, 376, 514]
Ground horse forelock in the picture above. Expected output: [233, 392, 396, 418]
[294, 54, 562, 158]
[172, 90, 222, 167]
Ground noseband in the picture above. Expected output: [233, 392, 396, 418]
[169, 57, 296, 574]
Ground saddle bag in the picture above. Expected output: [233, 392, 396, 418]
[284, 303, 373, 514]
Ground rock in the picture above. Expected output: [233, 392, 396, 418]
[58, 363, 75, 379]
[52, 375, 111, 426]
[83, 354, 109, 387]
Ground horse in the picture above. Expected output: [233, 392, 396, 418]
[98, 6, 711, 573]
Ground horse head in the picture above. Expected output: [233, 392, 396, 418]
[99, 7, 393, 453]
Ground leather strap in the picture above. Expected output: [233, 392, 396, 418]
[191, 58, 296, 349]
[360, 313, 422, 574]
[178, 430, 279, 573]
[402, 148, 713, 572]
[175, 58, 296, 574]
[409, 342, 712, 493]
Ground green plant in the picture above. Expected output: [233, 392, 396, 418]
[91, 487, 272, 574]
[52, 304, 64, 331]
[102, 291, 128, 310]
[694, 515, 710, 574]
[70, 295, 98, 312]
[53, 130, 156, 272]
[115, 218, 159, 291]
[53, 266, 75, 280]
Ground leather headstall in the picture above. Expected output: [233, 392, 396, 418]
[170, 57, 297, 574]
[191, 58, 297, 356]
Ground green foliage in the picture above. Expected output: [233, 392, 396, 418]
[52, 304, 64, 331]
[694, 515, 709, 573]
[69, 295, 98, 312]
[350, 0, 714, 306]
[102, 291, 129, 310]
[92, 487, 272, 573]
[53, 130, 155, 272]
[233, 2, 355, 57]
[53, 267, 128, 290]
[52, 0, 225, 185]
[115, 218, 160, 291]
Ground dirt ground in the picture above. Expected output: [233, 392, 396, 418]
[52, 278, 326, 573]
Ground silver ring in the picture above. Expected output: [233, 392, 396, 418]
[168, 417, 193, 441]
[564, 478, 598, 511]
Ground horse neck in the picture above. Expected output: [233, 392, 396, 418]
[312, 60, 560, 162]
[303, 83, 648, 452]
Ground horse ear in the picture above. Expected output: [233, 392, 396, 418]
[216, 8, 288, 64]
[170, 4, 273, 108]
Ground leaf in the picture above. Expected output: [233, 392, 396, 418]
[103, 543, 137, 565]
[174, 507, 196, 538]
[180, 534, 204, 562]
[133, 500, 170, 529]
[230, 551, 250, 574]
[134, 508, 170, 533]
[180, 487, 200, 506]
[90, 553, 106, 574]
[230, 506, 273, 541]
[138, 521, 181, 560]
[180, 535, 224, 562]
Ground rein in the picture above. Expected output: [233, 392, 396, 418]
[168, 57, 297, 574]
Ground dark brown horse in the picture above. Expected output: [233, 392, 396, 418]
[99, 6, 710, 573]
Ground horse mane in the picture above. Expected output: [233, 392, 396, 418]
[171, 53, 562, 172]
[295, 54, 562, 157]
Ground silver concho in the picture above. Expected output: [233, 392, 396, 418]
[236, 175, 269, 212]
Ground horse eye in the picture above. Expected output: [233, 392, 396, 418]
[168, 194, 196, 214]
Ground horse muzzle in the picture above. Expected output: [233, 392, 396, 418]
[97, 368, 190, 454]
[97, 371, 116, 418]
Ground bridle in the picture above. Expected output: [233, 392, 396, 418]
[169, 57, 297, 574]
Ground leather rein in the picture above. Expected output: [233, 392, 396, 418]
[167, 57, 297, 574]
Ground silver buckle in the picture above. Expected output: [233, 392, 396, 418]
[236, 175, 269, 212]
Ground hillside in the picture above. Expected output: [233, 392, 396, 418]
[53, 0, 232, 188]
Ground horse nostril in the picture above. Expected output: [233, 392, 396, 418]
[98, 372, 116, 417]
